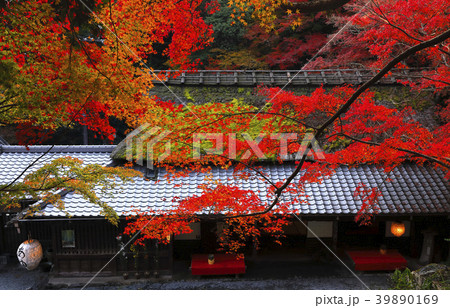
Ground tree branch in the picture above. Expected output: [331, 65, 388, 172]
[336, 132, 450, 169]
[226, 28, 450, 219]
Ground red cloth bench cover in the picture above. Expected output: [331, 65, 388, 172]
[191, 254, 246, 275]
[346, 249, 407, 271]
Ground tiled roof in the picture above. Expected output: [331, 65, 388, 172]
[1, 145, 448, 217]
[0, 145, 114, 184]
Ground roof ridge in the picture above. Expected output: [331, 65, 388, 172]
[0, 145, 116, 153]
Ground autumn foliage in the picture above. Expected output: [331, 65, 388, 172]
[1, 156, 140, 225]
[310, 0, 450, 89]
[124, 183, 290, 256]
[1, 0, 449, 254]
[123, 0, 449, 249]
[0, 0, 214, 143]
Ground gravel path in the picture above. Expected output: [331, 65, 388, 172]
[0, 262, 49, 290]
[0, 256, 391, 290]
[66, 271, 391, 290]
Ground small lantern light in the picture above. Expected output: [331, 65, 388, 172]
[17, 238, 43, 270]
[208, 254, 215, 265]
[390, 221, 406, 237]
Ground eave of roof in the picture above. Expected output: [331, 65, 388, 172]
[0, 145, 115, 153]
[1, 145, 448, 219]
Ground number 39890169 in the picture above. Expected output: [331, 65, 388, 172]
[376, 294, 438, 305]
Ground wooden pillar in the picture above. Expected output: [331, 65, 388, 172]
[154, 240, 159, 278]
[420, 230, 438, 264]
[269, 71, 274, 85]
[321, 71, 327, 84]
[117, 236, 127, 274]
[82, 125, 88, 145]
[409, 218, 417, 257]
[447, 218, 450, 263]
[332, 218, 339, 251]
[0, 214, 5, 254]
[168, 234, 174, 275]
[51, 224, 58, 272]
[143, 246, 150, 274]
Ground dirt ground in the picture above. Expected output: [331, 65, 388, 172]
[0, 254, 392, 290]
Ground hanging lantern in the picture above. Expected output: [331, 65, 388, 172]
[390, 221, 406, 237]
[17, 239, 43, 270]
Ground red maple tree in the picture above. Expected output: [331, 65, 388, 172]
[122, 1, 449, 252]
[1, 0, 449, 255]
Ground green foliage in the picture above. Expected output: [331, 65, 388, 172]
[204, 0, 249, 51]
[208, 48, 269, 70]
[0, 59, 17, 90]
[0, 59, 26, 125]
[184, 88, 195, 102]
[391, 268, 414, 290]
[421, 270, 450, 290]
[391, 267, 450, 290]
[0, 157, 141, 225]
[150, 86, 265, 106]
[373, 87, 434, 111]
[324, 136, 352, 152]
[192, 0, 252, 66]
[111, 97, 292, 163]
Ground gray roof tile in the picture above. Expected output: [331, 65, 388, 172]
[0, 145, 114, 184]
[1, 145, 449, 217]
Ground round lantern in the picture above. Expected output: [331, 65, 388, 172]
[17, 239, 43, 270]
[390, 222, 406, 237]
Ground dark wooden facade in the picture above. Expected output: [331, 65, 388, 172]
[1, 214, 448, 276]
[0, 218, 173, 277]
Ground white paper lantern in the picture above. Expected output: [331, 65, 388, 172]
[17, 239, 43, 270]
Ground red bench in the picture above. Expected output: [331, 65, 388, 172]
[190, 254, 246, 276]
[346, 249, 407, 271]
